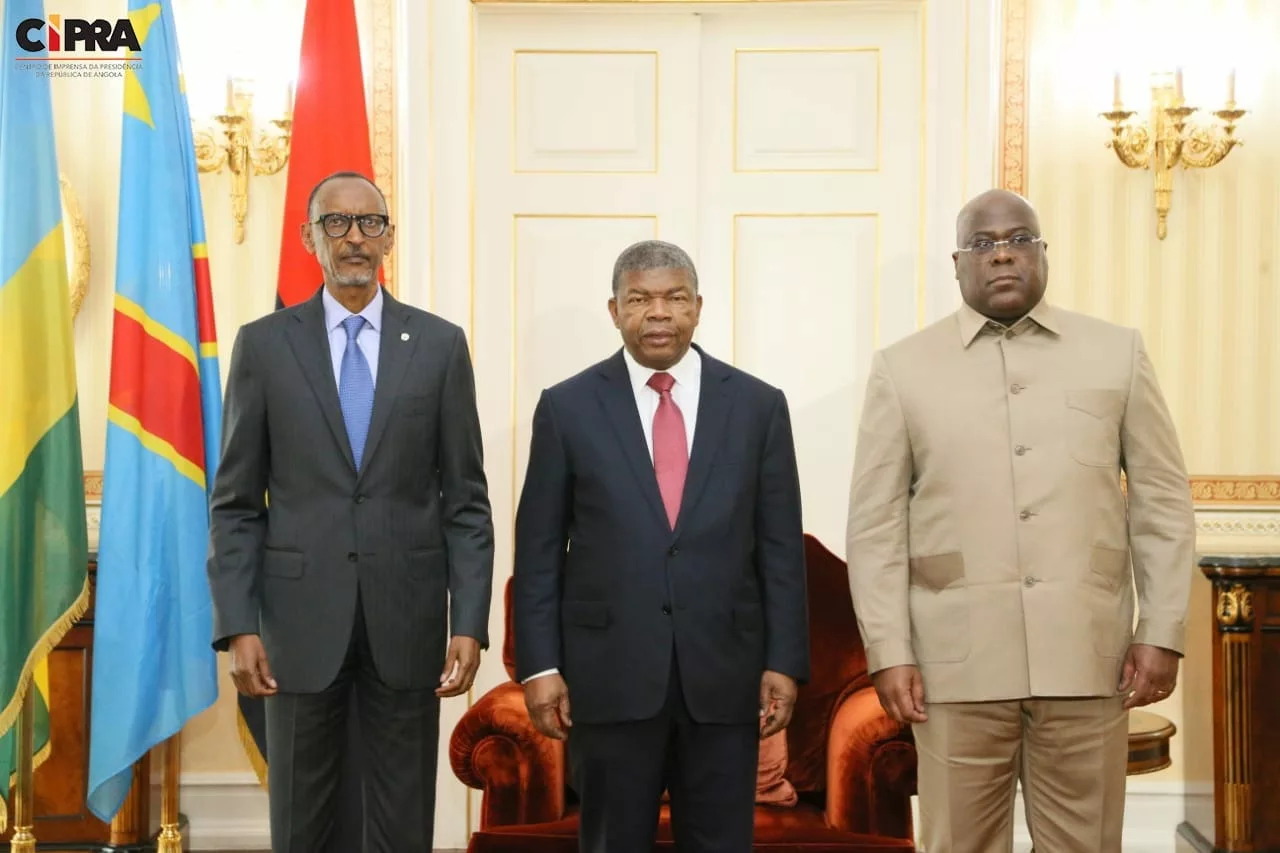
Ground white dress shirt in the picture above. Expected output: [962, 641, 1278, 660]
[322, 284, 382, 387]
[622, 345, 700, 458]
[523, 345, 702, 684]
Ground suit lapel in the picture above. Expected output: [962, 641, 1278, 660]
[357, 291, 418, 481]
[674, 347, 734, 534]
[286, 291, 356, 473]
[596, 351, 670, 529]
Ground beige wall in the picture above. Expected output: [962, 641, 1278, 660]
[1023, 0, 1280, 784]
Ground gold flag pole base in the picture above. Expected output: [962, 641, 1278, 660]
[9, 690, 37, 853]
[155, 732, 183, 853]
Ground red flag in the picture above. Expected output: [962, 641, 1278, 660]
[276, 0, 377, 307]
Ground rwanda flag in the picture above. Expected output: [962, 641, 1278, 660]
[0, 0, 92, 832]
[86, 0, 222, 822]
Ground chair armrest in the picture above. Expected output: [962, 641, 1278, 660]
[448, 680, 566, 829]
[825, 685, 916, 839]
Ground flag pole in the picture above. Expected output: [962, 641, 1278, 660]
[156, 733, 183, 852]
[8, 691, 37, 853]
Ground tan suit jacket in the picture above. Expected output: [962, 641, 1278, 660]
[846, 300, 1196, 703]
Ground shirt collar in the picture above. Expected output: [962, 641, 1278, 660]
[622, 344, 702, 395]
[322, 284, 384, 335]
[957, 298, 1059, 348]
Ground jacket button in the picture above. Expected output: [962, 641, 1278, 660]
[661, 604, 672, 615]
[355, 495, 366, 504]
[347, 552, 357, 562]
[1010, 384, 1024, 394]
[668, 546, 679, 557]
[1024, 577, 1038, 587]
[1019, 510, 1032, 520]
[1015, 445, 1027, 456]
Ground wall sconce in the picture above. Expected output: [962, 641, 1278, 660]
[1100, 69, 1246, 239]
[194, 79, 292, 244]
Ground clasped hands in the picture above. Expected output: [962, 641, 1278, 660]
[228, 634, 482, 698]
[870, 643, 1180, 724]
[524, 670, 799, 741]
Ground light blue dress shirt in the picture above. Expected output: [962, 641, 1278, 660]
[322, 285, 382, 387]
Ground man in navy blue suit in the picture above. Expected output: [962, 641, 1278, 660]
[512, 240, 811, 853]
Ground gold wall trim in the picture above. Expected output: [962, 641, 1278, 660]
[998, 0, 1027, 195]
[79, 472, 1280, 509]
[61, 173, 90, 322]
[372, 0, 397, 296]
[1191, 478, 1280, 507]
[84, 472, 103, 502]
[82, 471, 1280, 507]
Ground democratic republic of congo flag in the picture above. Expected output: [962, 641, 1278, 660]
[86, 0, 223, 823]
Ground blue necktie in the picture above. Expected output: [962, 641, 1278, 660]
[339, 315, 374, 470]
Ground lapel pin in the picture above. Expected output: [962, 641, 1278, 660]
[401, 332, 410, 341]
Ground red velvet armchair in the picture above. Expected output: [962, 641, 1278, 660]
[449, 535, 918, 853]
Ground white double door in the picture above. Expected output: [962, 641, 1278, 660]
[473, 0, 925, 562]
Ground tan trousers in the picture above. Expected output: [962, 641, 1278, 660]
[912, 696, 1128, 853]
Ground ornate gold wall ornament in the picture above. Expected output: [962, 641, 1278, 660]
[1216, 583, 1255, 628]
[60, 173, 90, 323]
[1192, 477, 1280, 506]
[193, 82, 292, 244]
[998, 0, 1028, 195]
[1100, 71, 1246, 240]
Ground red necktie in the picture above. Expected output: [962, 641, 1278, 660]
[647, 372, 688, 528]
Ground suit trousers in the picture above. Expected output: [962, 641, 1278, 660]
[912, 696, 1128, 853]
[264, 593, 442, 853]
[567, 648, 761, 853]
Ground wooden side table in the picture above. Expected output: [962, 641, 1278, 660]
[1128, 709, 1176, 775]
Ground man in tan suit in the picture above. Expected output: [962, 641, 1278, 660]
[846, 189, 1195, 852]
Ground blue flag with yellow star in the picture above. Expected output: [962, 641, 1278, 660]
[85, 0, 222, 822]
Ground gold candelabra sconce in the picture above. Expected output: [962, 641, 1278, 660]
[1100, 69, 1246, 239]
[194, 78, 293, 244]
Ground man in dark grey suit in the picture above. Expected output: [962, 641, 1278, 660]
[513, 240, 810, 853]
[207, 171, 494, 853]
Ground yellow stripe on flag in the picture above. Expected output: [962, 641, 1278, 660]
[33, 658, 52, 772]
[0, 224, 77, 497]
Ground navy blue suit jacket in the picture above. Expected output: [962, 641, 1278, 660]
[512, 344, 810, 725]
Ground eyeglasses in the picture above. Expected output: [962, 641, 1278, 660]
[957, 235, 1043, 255]
[313, 213, 390, 239]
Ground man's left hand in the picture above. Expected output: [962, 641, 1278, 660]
[437, 636, 481, 698]
[760, 671, 798, 738]
[1118, 643, 1180, 709]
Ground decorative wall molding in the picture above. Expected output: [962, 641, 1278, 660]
[997, 0, 1027, 194]
[85, 474, 1280, 507]
[1190, 476, 1280, 506]
[371, 0, 398, 296]
[1195, 512, 1280, 539]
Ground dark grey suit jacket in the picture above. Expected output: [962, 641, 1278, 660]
[207, 287, 494, 694]
[512, 345, 810, 726]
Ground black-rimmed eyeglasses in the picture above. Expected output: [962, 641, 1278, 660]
[313, 213, 390, 239]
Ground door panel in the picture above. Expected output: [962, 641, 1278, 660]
[473, 11, 702, 699]
[696, 6, 923, 555]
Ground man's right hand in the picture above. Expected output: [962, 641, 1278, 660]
[524, 673, 572, 740]
[871, 664, 927, 724]
[229, 634, 278, 697]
